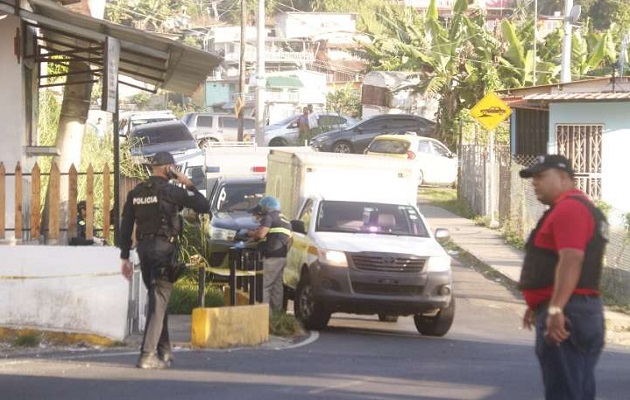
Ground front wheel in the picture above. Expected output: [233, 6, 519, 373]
[332, 141, 353, 153]
[269, 137, 288, 147]
[294, 273, 330, 330]
[199, 137, 219, 149]
[414, 298, 455, 337]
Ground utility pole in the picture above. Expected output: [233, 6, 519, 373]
[254, 0, 266, 146]
[560, 0, 574, 83]
[237, 0, 246, 141]
[533, 0, 537, 85]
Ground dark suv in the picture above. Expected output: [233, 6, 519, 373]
[309, 114, 436, 154]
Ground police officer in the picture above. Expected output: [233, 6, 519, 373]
[119, 151, 210, 369]
[69, 201, 95, 246]
[519, 155, 608, 399]
[246, 196, 292, 312]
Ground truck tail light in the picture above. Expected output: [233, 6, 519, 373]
[407, 151, 416, 160]
[252, 166, 266, 173]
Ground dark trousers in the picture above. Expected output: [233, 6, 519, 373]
[535, 295, 605, 400]
[138, 237, 175, 355]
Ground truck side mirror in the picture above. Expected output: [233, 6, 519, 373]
[291, 220, 306, 234]
[434, 228, 450, 243]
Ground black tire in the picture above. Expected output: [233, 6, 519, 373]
[294, 272, 331, 330]
[414, 298, 455, 337]
[378, 313, 399, 323]
[418, 169, 425, 186]
[269, 137, 288, 147]
[282, 285, 290, 312]
[332, 141, 353, 153]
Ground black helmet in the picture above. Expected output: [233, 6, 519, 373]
[77, 201, 86, 212]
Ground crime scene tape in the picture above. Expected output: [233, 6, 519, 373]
[0, 271, 121, 280]
[203, 266, 264, 277]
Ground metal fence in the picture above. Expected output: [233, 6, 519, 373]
[459, 144, 630, 305]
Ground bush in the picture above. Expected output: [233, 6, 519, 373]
[269, 310, 305, 337]
[168, 275, 224, 314]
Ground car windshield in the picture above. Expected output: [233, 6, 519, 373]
[132, 125, 194, 145]
[316, 201, 429, 237]
[368, 139, 410, 154]
[213, 182, 266, 212]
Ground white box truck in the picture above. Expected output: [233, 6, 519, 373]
[266, 150, 455, 336]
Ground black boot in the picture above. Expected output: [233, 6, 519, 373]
[136, 352, 168, 369]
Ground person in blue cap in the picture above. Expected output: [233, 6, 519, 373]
[246, 195, 292, 312]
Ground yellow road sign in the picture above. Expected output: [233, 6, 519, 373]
[470, 92, 512, 131]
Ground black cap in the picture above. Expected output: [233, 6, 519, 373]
[77, 200, 86, 210]
[519, 154, 575, 178]
[151, 151, 175, 166]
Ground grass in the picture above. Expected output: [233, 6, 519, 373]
[418, 187, 477, 219]
[12, 332, 41, 348]
[270, 311, 305, 337]
[169, 274, 225, 314]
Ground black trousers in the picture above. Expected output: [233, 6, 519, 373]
[137, 237, 175, 355]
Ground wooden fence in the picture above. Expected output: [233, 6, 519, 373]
[0, 162, 114, 244]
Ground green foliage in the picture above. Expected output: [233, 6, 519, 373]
[270, 310, 305, 337]
[168, 275, 224, 314]
[418, 187, 477, 219]
[325, 85, 362, 118]
[130, 92, 152, 110]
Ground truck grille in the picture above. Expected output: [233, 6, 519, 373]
[351, 255, 426, 273]
[352, 282, 423, 296]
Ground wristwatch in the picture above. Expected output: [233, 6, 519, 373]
[547, 306, 563, 316]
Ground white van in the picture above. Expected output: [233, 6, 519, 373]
[266, 150, 454, 336]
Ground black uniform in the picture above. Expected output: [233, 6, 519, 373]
[119, 176, 209, 359]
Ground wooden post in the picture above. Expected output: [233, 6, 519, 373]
[0, 163, 5, 240]
[15, 163, 22, 241]
[103, 164, 110, 241]
[30, 163, 41, 241]
[68, 164, 78, 239]
[86, 164, 94, 239]
[48, 163, 60, 242]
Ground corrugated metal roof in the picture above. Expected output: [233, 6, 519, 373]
[523, 92, 630, 101]
[23, 0, 222, 95]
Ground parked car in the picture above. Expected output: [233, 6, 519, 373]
[309, 114, 436, 154]
[128, 120, 204, 168]
[206, 176, 266, 269]
[181, 112, 255, 147]
[264, 113, 359, 146]
[119, 110, 178, 137]
[365, 134, 457, 186]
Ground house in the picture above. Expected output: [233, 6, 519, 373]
[361, 71, 438, 120]
[499, 76, 630, 216]
[0, 0, 221, 340]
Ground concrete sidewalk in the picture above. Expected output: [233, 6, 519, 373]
[419, 202, 630, 347]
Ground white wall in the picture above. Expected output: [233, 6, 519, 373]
[0, 246, 129, 340]
[0, 15, 26, 167]
[275, 13, 357, 39]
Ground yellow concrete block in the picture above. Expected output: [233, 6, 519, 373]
[191, 304, 269, 349]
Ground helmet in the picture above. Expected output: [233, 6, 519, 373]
[259, 196, 280, 211]
[77, 201, 86, 212]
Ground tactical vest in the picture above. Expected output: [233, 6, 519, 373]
[518, 195, 608, 291]
[132, 179, 181, 239]
[264, 211, 292, 257]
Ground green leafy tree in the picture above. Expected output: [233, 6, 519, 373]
[326, 85, 362, 118]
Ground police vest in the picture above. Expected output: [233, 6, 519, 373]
[518, 195, 608, 291]
[264, 211, 292, 257]
[132, 179, 181, 239]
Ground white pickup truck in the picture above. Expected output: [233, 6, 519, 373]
[266, 150, 455, 336]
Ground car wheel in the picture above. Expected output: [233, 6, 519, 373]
[332, 141, 353, 153]
[269, 137, 288, 147]
[378, 313, 399, 323]
[294, 272, 331, 330]
[199, 137, 219, 149]
[413, 298, 455, 337]
[418, 169, 425, 186]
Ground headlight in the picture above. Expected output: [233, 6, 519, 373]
[210, 226, 237, 241]
[318, 249, 348, 267]
[426, 256, 451, 272]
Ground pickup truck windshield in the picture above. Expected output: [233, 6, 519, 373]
[316, 201, 430, 237]
[213, 182, 266, 212]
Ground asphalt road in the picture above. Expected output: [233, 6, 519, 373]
[1, 259, 629, 400]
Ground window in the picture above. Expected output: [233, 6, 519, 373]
[299, 199, 314, 229]
[197, 115, 213, 128]
[417, 140, 431, 154]
[431, 141, 451, 157]
[243, 119, 255, 129]
[221, 117, 238, 128]
[368, 139, 409, 155]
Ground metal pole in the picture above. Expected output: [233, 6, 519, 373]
[113, 84, 120, 245]
[237, 0, 246, 141]
[254, 0, 266, 146]
[560, 0, 574, 83]
[533, 0, 537, 85]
